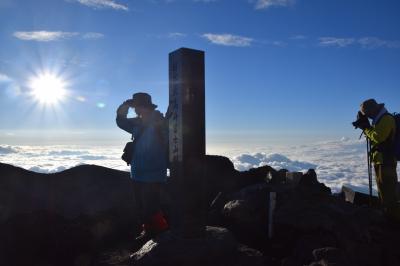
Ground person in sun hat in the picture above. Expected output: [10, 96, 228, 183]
[356, 98, 400, 222]
[116, 92, 169, 241]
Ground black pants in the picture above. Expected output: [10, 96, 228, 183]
[132, 180, 162, 225]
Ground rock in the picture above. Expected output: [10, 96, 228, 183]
[130, 226, 264, 266]
[235, 244, 265, 266]
[273, 169, 288, 184]
[293, 235, 337, 265]
[0, 163, 139, 266]
[341, 185, 379, 207]
[311, 247, 349, 266]
[223, 200, 255, 224]
[236, 165, 276, 190]
[286, 172, 303, 186]
[208, 192, 229, 226]
[222, 183, 270, 246]
[205, 155, 237, 204]
[0, 163, 136, 222]
[299, 169, 318, 186]
[0, 211, 94, 266]
[295, 169, 332, 198]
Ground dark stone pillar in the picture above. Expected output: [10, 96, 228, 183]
[169, 47, 206, 238]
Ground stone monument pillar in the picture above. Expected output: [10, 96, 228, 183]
[169, 47, 206, 238]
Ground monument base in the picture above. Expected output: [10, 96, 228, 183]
[129, 226, 264, 266]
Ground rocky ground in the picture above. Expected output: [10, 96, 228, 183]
[1, 156, 399, 266]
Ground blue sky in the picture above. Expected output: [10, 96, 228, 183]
[0, 0, 400, 147]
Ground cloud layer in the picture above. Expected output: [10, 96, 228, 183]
[0, 145, 128, 174]
[232, 153, 316, 172]
[223, 138, 397, 193]
[2, 138, 398, 193]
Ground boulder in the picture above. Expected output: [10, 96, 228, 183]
[235, 165, 276, 189]
[309, 247, 349, 266]
[298, 169, 332, 196]
[222, 183, 270, 246]
[204, 155, 237, 205]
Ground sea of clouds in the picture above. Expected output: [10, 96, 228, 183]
[1, 138, 399, 193]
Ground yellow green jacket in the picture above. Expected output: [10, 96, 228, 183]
[364, 113, 396, 165]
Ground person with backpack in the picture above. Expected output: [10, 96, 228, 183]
[116, 92, 169, 241]
[354, 98, 400, 222]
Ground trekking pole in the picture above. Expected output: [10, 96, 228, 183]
[366, 137, 373, 206]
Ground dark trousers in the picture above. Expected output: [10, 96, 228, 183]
[374, 163, 400, 221]
[132, 180, 162, 225]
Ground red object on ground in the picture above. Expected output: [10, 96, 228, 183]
[151, 211, 169, 232]
[142, 211, 169, 234]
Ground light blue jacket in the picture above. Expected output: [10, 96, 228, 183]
[116, 110, 168, 182]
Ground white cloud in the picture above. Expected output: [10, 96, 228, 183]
[0, 145, 19, 154]
[75, 0, 128, 11]
[82, 32, 105, 39]
[254, 0, 294, 10]
[290, 35, 307, 40]
[28, 165, 67, 173]
[232, 152, 317, 172]
[13, 31, 105, 42]
[271, 40, 287, 47]
[0, 73, 11, 82]
[318, 37, 355, 48]
[225, 138, 389, 193]
[78, 155, 108, 160]
[358, 37, 400, 49]
[0, 145, 130, 173]
[318, 36, 400, 49]
[167, 32, 186, 39]
[47, 150, 87, 156]
[202, 33, 253, 47]
[13, 31, 79, 42]
[0, 73, 21, 97]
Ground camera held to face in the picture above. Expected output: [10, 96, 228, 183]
[352, 111, 371, 130]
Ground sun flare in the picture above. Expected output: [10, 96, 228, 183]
[29, 72, 67, 105]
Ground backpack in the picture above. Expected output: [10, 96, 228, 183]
[393, 113, 400, 161]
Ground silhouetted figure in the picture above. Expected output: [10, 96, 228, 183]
[116, 92, 169, 241]
[355, 98, 400, 222]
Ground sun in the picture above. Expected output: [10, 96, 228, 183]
[29, 72, 68, 105]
